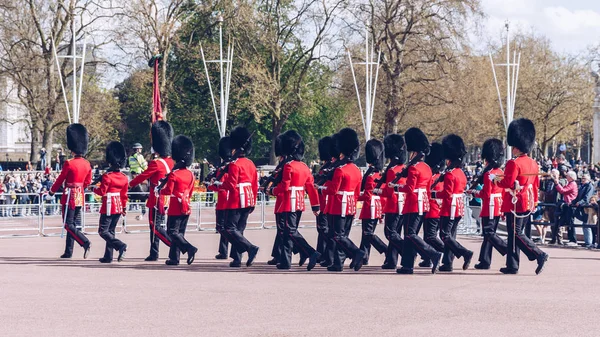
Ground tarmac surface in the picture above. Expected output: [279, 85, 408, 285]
[1, 224, 599, 337]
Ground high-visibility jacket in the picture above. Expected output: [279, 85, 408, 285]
[128, 153, 148, 174]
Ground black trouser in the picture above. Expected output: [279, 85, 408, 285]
[62, 206, 89, 257]
[477, 216, 507, 266]
[271, 213, 301, 262]
[216, 210, 230, 257]
[148, 207, 172, 259]
[359, 219, 387, 263]
[323, 215, 337, 265]
[167, 215, 196, 263]
[280, 211, 316, 268]
[506, 212, 545, 270]
[98, 214, 126, 261]
[225, 207, 255, 263]
[383, 213, 404, 266]
[401, 213, 440, 269]
[440, 216, 470, 266]
[316, 212, 328, 258]
[332, 215, 359, 269]
[424, 218, 445, 253]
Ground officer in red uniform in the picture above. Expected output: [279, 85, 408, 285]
[208, 137, 233, 260]
[494, 118, 548, 275]
[356, 139, 387, 266]
[418, 143, 445, 267]
[467, 138, 507, 269]
[265, 135, 289, 265]
[50, 124, 92, 259]
[221, 126, 260, 268]
[319, 134, 341, 268]
[374, 134, 406, 269]
[315, 136, 333, 264]
[434, 134, 474, 272]
[94, 141, 128, 263]
[160, 135, 198, 266]
[394, 128, 442, 274]
[324, 128, 365, 272]
[129, 121, 174, 261]
[267, 130, 320, 270]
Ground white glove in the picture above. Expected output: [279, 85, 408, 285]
[373, 188, 382, 195]
[488, 173, 496, 182]
[44, 194, 54, 201]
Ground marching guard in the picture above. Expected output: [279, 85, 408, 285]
[266, 135, 291, 265]
[208, 137, 233, 260]
[315, 136, 334, 265]
[50, 124, 92, 259]
[493, 118, 548, 275]
[160, 135, 198, 266]
[434, 134, 474, 272]
[129, 121, 174, 261]
[94, 141, 129, 263]
[320, 133, 341, 268]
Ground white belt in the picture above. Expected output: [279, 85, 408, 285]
[450, 193, 463, 220]
[106, 192, 120, 216]
[488, 193, 502, 220]
[415, 188, 427, 215]
[434, 198, 442, 207]
[370, 195, 380, 220]
[290, 186, 304, 212]
[395, 192, 406, 215]
[238, 182, 252, 208]
[336, 191, 353, 217]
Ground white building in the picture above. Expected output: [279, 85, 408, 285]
[0, 76, 31, 161]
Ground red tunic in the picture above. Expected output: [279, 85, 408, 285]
[50, 157, 92, 209]
[380, 164, 406, 214]
[358, 171, 383, 220]
[425, 173, 443, 219]
[94, 171, 129, 215]
[324, 162, 361, 217]
[437, 168, 467, 219]
[474, 168, 504, 218]
[129, 157, 174, 208]
[316, 164, 331, 215]
[496, 155, 539, 213]
[221, 157, 258, 209]
[161, 168, 195, 216]
[395, 162, 432, 215]
[272, 160, 319, 213]
[207, 167, 229, 210]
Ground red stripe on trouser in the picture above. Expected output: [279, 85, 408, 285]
[515, 233, 538, 258]
[151, 223, 171, 245]
[62, 205, 84, 245]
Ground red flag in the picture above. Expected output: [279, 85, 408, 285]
[152, 58, 164, 123]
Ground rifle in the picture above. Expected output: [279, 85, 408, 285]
[430, 161, 463, 191]
[314, 158, 349, 188]
[388, 151, 426, 186]
[260, 157, 293, 193]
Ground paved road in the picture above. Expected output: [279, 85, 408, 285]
[1, 225, 599, 336]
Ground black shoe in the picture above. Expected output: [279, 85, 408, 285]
[499, 267, 518, 274]
[396, 267, 414, 274]
[187, 247, 198, 265]
[474, 263, 490, 270]
[144, 256, 158, 262]
[363, 259, 369, 266]
[418, 260, 432, 268]
[349, 259, 356, 270]
[431, 252, 442, 274]
[327, 265, 343, 272]
[548, 239, 556, 245]
[462, 250, 473, 271]
[117, 245, 127, 262]
[83, 243, 91, 259]
[246, 246, 259, 267]
[319, 260, 332, 268]
[438, 264, 453, 272]
[99, 258, 112, 263]
[229, 260, 241, 268]
[165, 260, 179, 266]
[298, 255, 308, 267]
[60, 253, 72, 259]
[215, 253, 228, 260]
[267, 258, 278, 265]
[535, 253, 549, 275]
[353, 250, 366, 271]
[307, 251, 321, 271]
[276, 263, 291, 270]
[381, 263, 396, 270]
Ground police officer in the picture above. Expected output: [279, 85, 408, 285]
[129, 143, 148, 176]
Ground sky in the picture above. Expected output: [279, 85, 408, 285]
[480, 0, 600, 55]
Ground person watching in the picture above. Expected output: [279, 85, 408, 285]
[572, 174, 595, 247]
[128, 143, 148, 176]
[553, 170, 578, 246]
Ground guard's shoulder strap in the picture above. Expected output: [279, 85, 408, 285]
[157, 158, 171, 174]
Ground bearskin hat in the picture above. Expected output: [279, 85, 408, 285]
[365, 139, 385, 171]
[66, 123, 88, 156]
[405, 127, 430, 154]
[274, 135, 284, 158]
[230, 126, 252, 154]
[507, 118, 535, 154]
[336, 128, 360, 160]
[151, 121, 173, 157]
[105, 141, 126, 168]
[425, 142, 445, 174]
[481, 138, 504, 168]
[318, 136, 333, 161]
[383, 134, 406, 163]
[172, 135, 195, 167]
[330, 133, 341, 159]
[442, 134, 466, 162]
[281, 130, 305, 160]
[218, 136, 232, 161]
